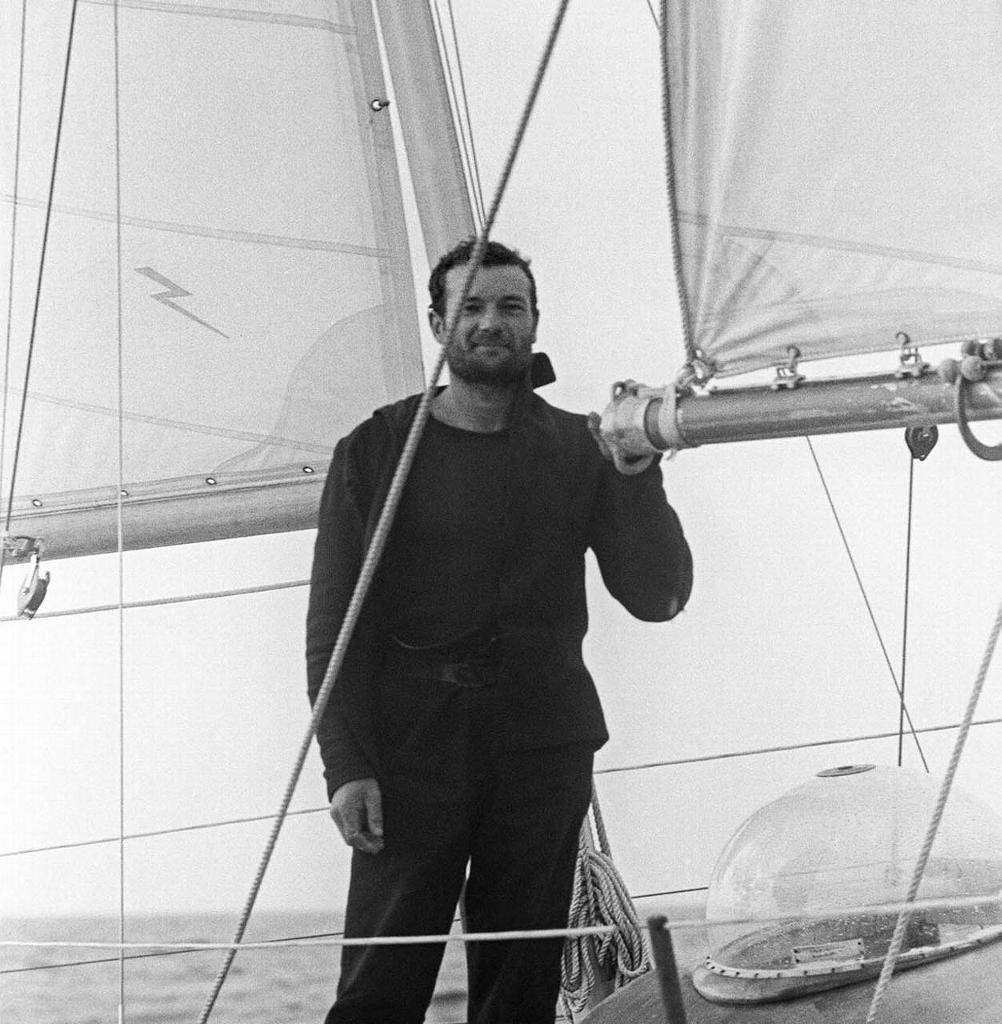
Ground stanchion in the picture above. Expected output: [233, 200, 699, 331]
[647, 916, 688, 1024]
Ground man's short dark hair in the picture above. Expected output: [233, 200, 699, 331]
[428, 238, 538, 319]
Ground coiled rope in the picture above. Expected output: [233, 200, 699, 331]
[561, 787, 650, 1018]
[194, 2, 573, 1020]
[865, 600, 1002, 1024]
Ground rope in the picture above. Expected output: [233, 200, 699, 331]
[560, 789, 651, 1018]
[7, 889, 1001, 956]
[865, 600, 1002, 1024]
[657, 0, 697, 371]
[432, 0, 486, 226]
[195, 3, 573, 1020]
[593, 716, 1002, 776]
[805, 437, 929, 771]
[0, 0, 28, 567]
[0, 0, 79, 594]
[1, 898, 700, 977]
[7, 716, 1002, 863]
[445, 0, 487, 222]
[0, 578, 308, 623]
[9, 926, 618, 954]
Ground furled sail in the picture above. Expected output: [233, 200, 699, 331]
[1, 0, 472, 560]
[666, 2, 1002, 379]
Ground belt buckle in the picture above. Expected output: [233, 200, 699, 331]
[445, 662, 496, 688]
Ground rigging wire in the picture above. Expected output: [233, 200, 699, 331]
[431, 1, 485, 227]
[899, 456, 916, 766]
[0, 578, 309, 623]
[0, 0, 79, 592]
[804, 436, 929, 771]
[644, 0, 659, 31]
[444, 0, 488, 224]
[112, 0, 127, 1012]
[8, 716, 1002, 863]
[0, 0, 29, 582]
[865, 599, 1002, 1024]
[195, 4, 574, 1021]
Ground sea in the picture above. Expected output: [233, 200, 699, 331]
[0, 912, 474, 1024]
[0, 900, 701, 1023]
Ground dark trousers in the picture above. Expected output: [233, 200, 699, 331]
[324, 675, 594, 1024]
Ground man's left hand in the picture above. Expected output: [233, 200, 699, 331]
[587, 411, 655, 474]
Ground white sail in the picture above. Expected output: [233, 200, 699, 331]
[667, 1, 1002, 378]
[1, 0, 471, 559]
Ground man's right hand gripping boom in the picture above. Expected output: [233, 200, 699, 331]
[330, 778, 385, 854]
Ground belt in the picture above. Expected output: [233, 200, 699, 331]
[387, 628, 505, 688]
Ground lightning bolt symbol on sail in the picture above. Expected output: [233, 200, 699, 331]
[135, 267, 229, 338]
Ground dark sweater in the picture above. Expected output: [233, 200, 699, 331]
[306, 383, 693, 800]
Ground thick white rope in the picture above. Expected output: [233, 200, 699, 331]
[194, 3, 573, 1021]
[5, 926, 616, 954]
[865, 601, 1002, 1024]
[7, 889, 1002, 955]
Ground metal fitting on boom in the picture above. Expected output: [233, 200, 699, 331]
[599, 379, 690, 473]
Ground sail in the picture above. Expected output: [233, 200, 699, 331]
[666, 2, 1002, 379]
[1, 0, 472, 560]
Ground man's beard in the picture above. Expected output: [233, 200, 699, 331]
[445, 341, 533, 385]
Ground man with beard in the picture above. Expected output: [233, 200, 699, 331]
[307, 239, 692, 1024]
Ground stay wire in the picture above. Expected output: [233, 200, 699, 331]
[0, 0, 79, 590]
[865, 599, 1002, 1024]
[445, 0, 487, 225]
[0, 1, 29, 575]
[898, 457, 916, 766]
[194, 3, 573, 1021]
[10, 716, 1002, 862]
[431, 1, 484, 227]
[112, 0, 127, 1014]
[805, 437, 929, 771]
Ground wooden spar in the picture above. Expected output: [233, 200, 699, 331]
[602, 365, 1002, 452]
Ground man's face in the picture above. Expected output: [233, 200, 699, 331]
[431, 263, 537, 385]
